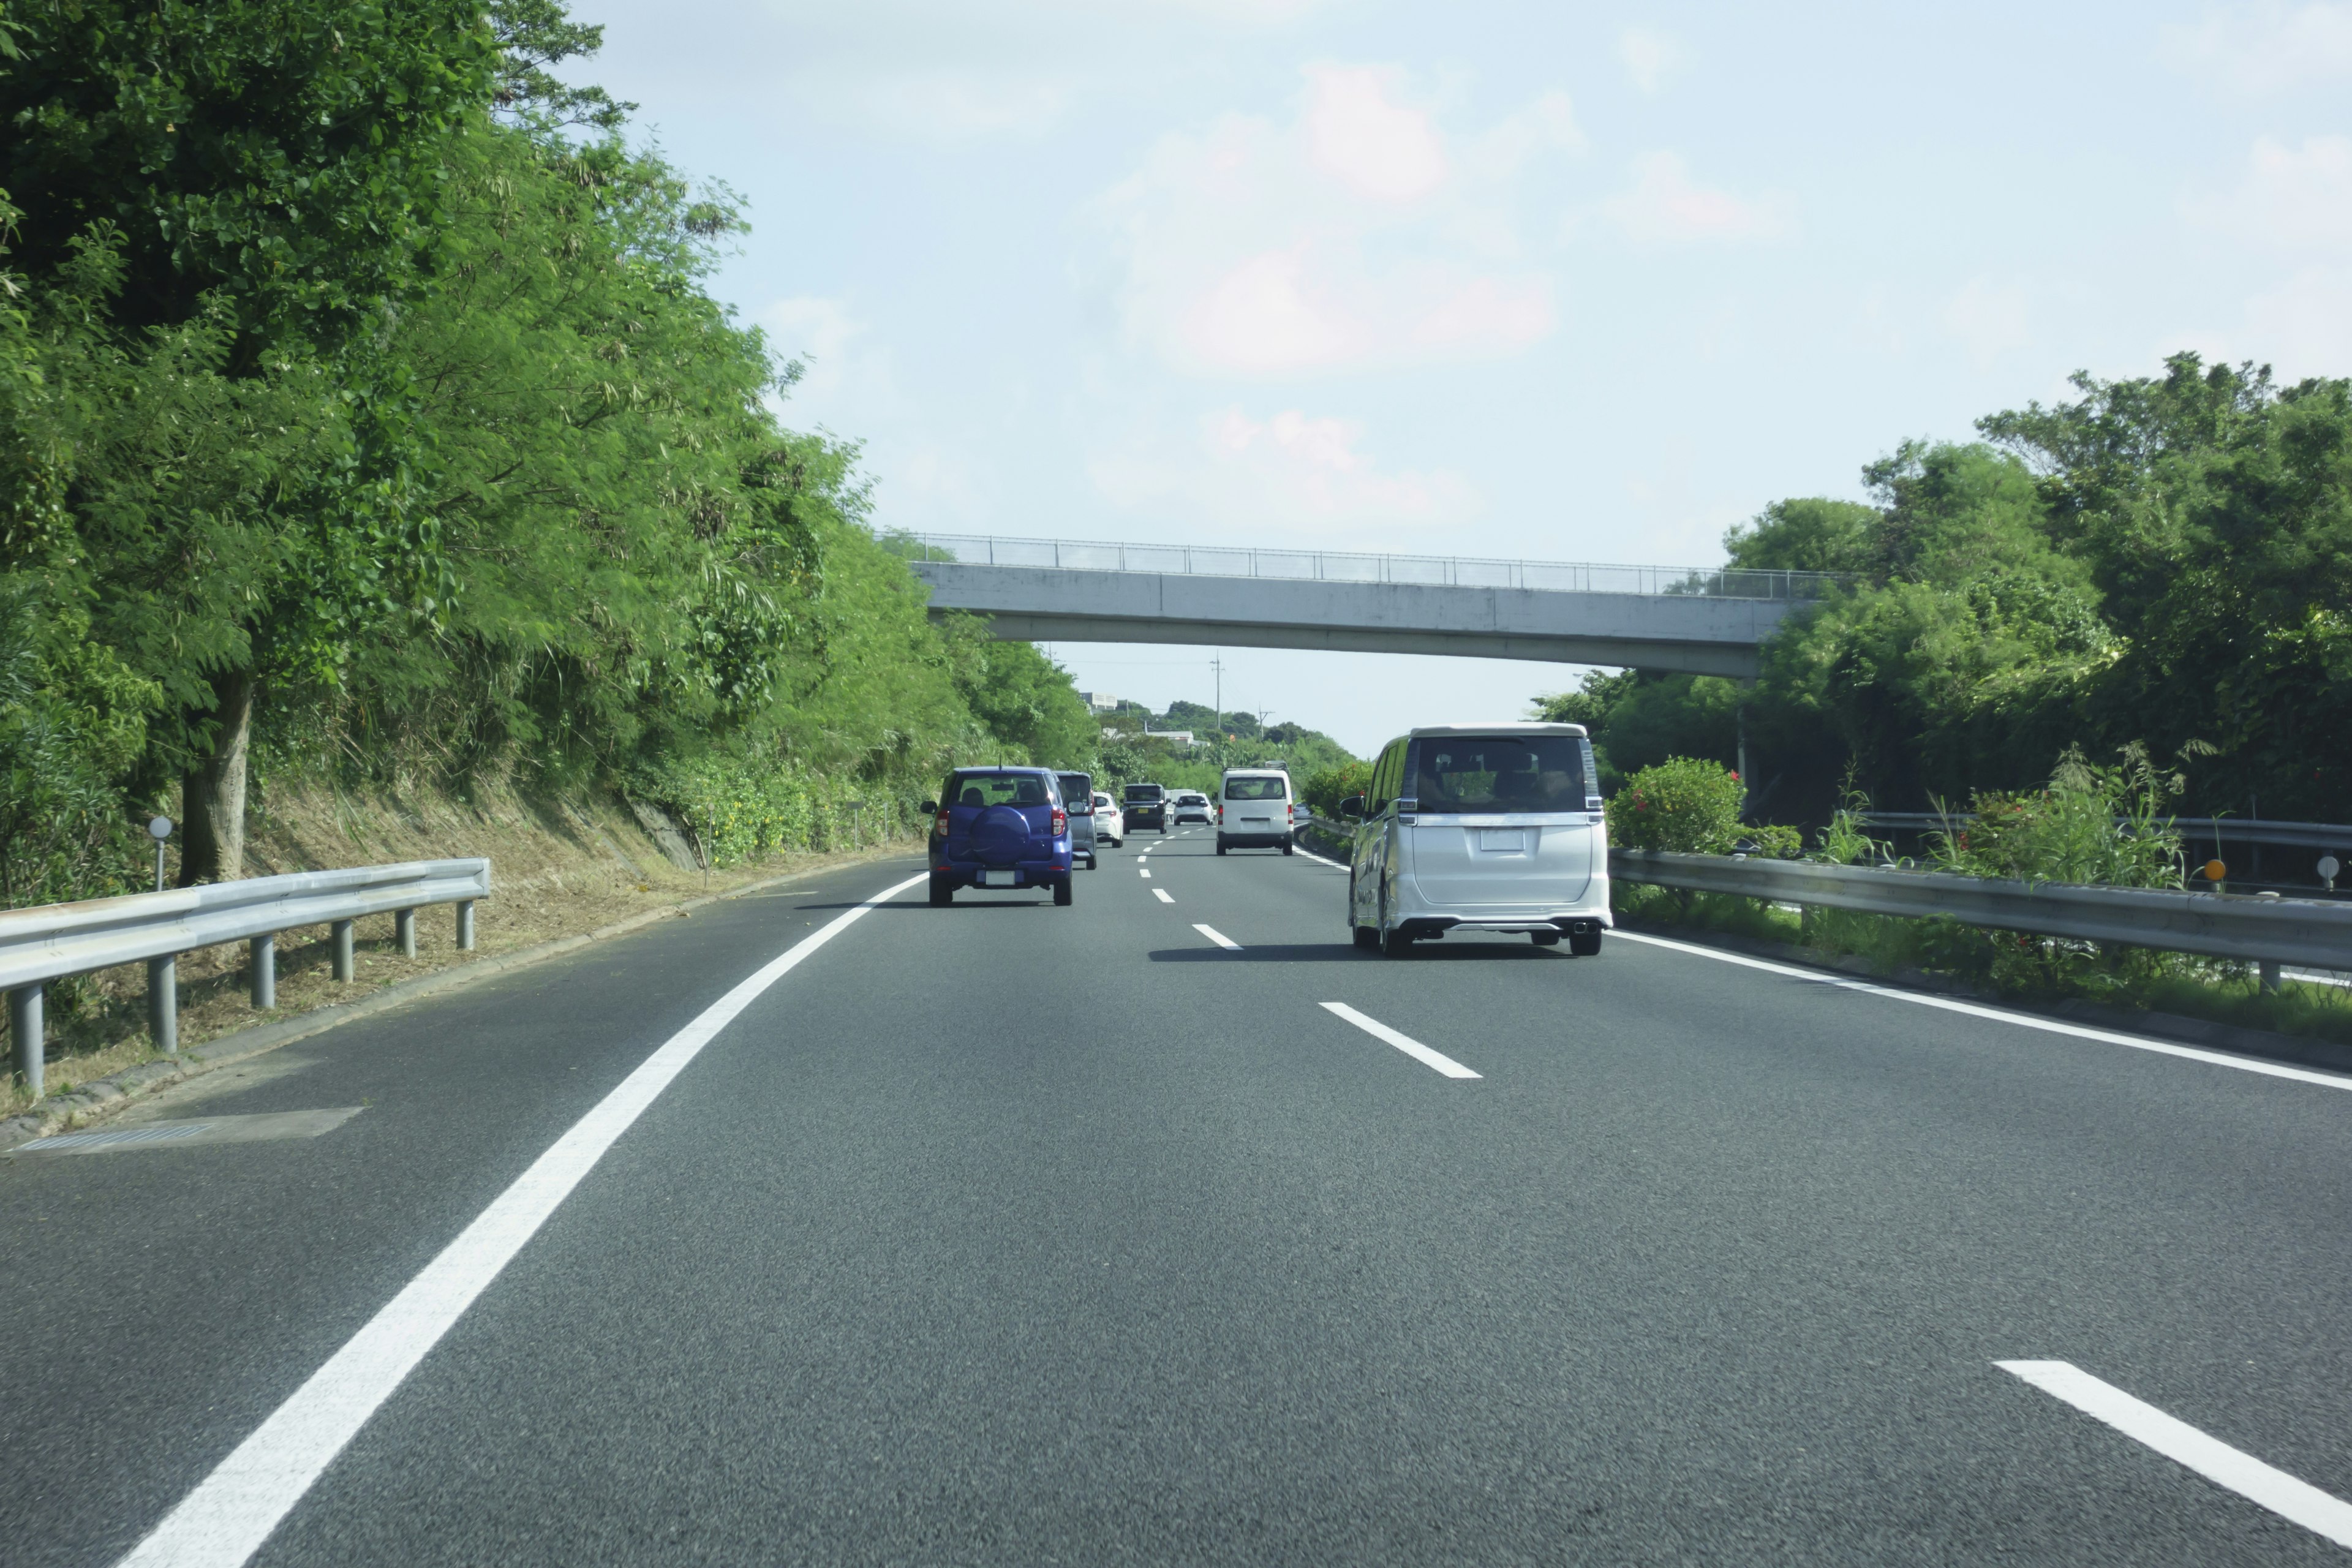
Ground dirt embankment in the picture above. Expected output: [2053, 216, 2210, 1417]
[4, 782, 913, 1119]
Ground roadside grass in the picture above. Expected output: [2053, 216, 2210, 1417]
[1615, 883, 2352, 1051]
[2, 780, 919, 1119]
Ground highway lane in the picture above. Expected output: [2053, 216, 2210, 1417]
[8, 829, 2352, 1562]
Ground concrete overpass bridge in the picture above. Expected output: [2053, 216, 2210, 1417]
[900, 534, 1842, 680]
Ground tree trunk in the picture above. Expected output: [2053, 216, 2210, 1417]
[179, 669, 254, 885]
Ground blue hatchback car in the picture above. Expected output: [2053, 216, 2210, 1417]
[924, 767, 1075, 906]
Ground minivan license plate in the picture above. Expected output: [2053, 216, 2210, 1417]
[981, 870, 1016, 886]
[1479, 829, 1527, 852]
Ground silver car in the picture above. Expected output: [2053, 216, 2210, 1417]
[1057, 772, 1101, 870]
[1341, 723, 1610, 956]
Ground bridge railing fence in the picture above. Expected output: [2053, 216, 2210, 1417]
[896, 532, 1847, 601]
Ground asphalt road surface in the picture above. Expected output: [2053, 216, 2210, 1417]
[7, 829, 2352, 1565]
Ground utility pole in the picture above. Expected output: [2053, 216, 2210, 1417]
[1210, 654, 1224, 742]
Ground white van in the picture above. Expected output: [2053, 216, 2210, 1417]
[1216, 769, 1294, 855]
[1340, 723, 1608, 954]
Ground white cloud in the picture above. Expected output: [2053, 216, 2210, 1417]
[760, 296, 908, 426]
[1095, 65, 1577, 377]
[1940, 277, 2032, 366]
[743, 0, 1354, 139]
[1305, 65, 1448, 202]
[1090, 405, 1480, 537]
[2162, 2, 2352, 92]
[1598, 151, 1796, 244]
[1618, 28, 1682, 93]
[2184, 134, 2352, 254]
[2241, 266, 2352, 377]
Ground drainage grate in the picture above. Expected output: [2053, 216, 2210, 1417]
[21, 1124, 212, 1152]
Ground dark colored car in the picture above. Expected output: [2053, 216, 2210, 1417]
[1123, 782, 1169, 834]
[924, 767, 1074, 906]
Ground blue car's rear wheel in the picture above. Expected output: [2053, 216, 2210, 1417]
[928, 875, 953, 907]
[1054, 876, 1074, 907]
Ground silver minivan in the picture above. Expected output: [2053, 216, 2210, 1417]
[1056, 772, 1100, 870]
[1340, 723, 1610, 955]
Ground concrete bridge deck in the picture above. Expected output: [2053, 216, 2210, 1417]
[900, 535, 1839, 679]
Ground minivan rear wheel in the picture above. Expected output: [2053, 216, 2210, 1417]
[1378, 892, 1413, 957]
[1569, 928, 1602, 957]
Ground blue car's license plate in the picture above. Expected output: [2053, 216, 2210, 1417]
[979, 870, 1016, 887]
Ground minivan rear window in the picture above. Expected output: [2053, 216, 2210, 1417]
[1124, 784, 1163, 801]
[1057, 774, 1091, 811]
[1224, 776, 1286, 800]
[1413, 736, 1587, 813]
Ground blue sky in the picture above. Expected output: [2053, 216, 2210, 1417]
[567, 0, 2352, 755]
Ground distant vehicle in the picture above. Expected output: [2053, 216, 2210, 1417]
[1340, 723, 1608, 955]
[1057, 772, 1099, 870]
[923, 767, 1074, 906]
[1172, 790, 1212, 825]
[1291, 801, 1313, 827]
[1217, 769, 1294, 855]
[1093, 792, 1125, 846]
[1123, 782, 1169, 833]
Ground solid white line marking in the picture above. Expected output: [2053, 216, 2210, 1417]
[113, 872, 933, 1568]
[1999, 1360, 2352, 1547]
[1320, 1001, 1481, 1079]
[1193, 923, 1240, 950]
[1152, 888, 1174, 903]
[1614, 929, 2352, 1093]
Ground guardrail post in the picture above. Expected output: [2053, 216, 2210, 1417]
[148, 956, 177, 1055]
[250, 934, 276, 1009]
[331, 919, 355, 981]
[2256, 891, 2282, 993]
[456, 901, 477, 951]
[10, 984, 43, 1099]
[395, 907, 417, 958]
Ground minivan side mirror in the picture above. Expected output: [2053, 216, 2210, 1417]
[919, 801, 938, 815]
[1338, 795, 1365, 820]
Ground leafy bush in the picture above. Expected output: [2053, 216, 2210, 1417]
[1606, 756, 1746, 853]
[633, 755, 917, 869]
[1302, 761, 1371, 820]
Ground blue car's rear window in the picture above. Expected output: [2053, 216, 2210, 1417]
[947, 772, 1052, 808]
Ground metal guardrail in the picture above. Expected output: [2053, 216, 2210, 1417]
[2, 860, 491, 1101]
[1610, 850, 2352, 977]
[1862, 811, 2352, 854]
[891, 532, 1849, 602]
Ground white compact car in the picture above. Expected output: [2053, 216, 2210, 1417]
[1341, 723, 1610, 956]
[1092, 793, 1124, 846]
[1216, 769, 1294, 854]
[1172, 791, 1213, 825]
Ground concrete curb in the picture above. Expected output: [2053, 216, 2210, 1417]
[1617, 916, 2352, 1076]
[0, 845, 920, 1153]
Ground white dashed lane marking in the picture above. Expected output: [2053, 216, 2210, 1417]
[1152, 888, 1174, 903]
[1319, 1002, 1480, 1079]
[1193, 924, 1240, 951]
[1999, 1361, 2352, 1548]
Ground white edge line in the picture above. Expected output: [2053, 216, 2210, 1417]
[1320, 1001, 1480, 1079]
[1152, 888, 1174, 903]
[1613, 929, 2352, 1092]
[1998, 1360, 2352, 1547]
[1294, 845, 1346, 869]
[114, 871, 933, 1568]
[1193, 923, 1241, 951]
